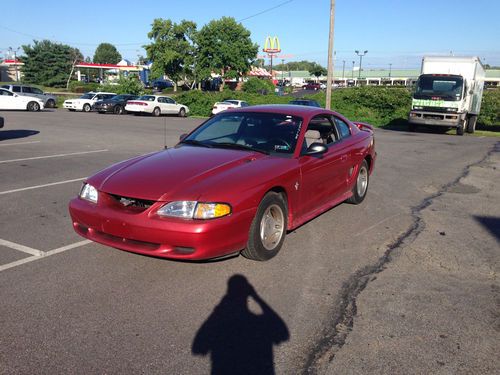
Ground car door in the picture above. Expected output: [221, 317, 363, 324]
[163, 97, 178, 114]
[297, 115, 350, 217]
[0, 89, 20, 109]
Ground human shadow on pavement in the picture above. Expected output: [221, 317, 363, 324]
[474, 216, 500, 241]
[192, 274, 289, 375]
[0, 129, 39, 141]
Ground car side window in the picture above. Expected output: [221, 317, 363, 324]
[0, 89, 13, 96]
[31, 87, 43, 95]
[12, 86, 21, 93]
[165, 97, 175, 104]
[307, 116, 338, 146]
[22, 86, 32, 94]
[157, 97, 165, 103]
[334, 117, 351, 139]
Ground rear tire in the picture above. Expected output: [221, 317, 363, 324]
[347, 160, 369, 204]
[241, 192, 288, 261]
[466, 115, 477, 134]
[46, 99, 56, 108]
[178, 107, 186, 117]
[152, 107, 161, 117]
[27, 101, 40, 112]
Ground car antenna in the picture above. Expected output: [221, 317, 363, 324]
[164, 116, 168, 149]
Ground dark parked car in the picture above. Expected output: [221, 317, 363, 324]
[289, 99, 321, 107]
[302, 82, 321, 91]
[0, 116, 4, 129]
[93, 94, 139, 114]
[152, 80, 174, 90]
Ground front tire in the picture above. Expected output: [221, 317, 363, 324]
[27, 101, 40, 112]
[114, 105, 124, 115]
[152, 107, 161, 117]
[347, 160, 369, 204]
[83, 103, 91, 112]
[241, 192, 288, 261]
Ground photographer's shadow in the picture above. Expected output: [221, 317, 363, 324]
[192, 274, 289, 375]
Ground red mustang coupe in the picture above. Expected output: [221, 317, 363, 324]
[69, 105, 376, 261]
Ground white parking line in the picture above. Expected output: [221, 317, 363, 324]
[0, 149, 108, 164]
[0, 239, 93, 272]
[0, 177, 86, 195]
[0, 141, 41, 147]
[0, 239, 42, 256]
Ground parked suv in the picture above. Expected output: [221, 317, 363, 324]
[1, 84, 57, 108]
[63, 92, 117, 112]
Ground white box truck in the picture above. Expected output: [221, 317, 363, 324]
[408, 56, 485, 135]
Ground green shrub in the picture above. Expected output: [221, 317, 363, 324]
[478, 89, 500, 126]
[68, 81, 99, 93]
[242, 77, 275, 94]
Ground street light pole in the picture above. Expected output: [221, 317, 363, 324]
[389, 63, 392, 78]
[9, 46, 20, 82]
[351, 61, 355, 79]
[342, 60, 345, 79]
[355, 50, 368, 80]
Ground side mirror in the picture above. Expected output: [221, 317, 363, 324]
[305, 142, 327, 156]
[469, 89, 474, 95]
[179, 133, 188, 141]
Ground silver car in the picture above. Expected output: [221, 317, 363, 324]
[1, 84, 57, 108]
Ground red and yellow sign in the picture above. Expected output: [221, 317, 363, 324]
[263, 36, 281, 54]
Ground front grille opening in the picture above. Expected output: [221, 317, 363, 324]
[109, 194, 155, 210]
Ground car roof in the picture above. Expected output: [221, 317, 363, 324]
[228, 104, 336, 118]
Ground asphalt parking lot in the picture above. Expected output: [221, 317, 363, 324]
[0, 109, 498, 374]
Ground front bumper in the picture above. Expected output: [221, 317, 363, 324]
[93, 104, 114, 113]
[68, 195, 255, 260]
[63, 102, 80, 110]
[408, 110, 465, 127]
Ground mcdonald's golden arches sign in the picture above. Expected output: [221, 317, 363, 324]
[263, 36, 281, 53]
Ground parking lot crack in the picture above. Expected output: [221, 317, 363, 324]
[304, 141, 500, 374]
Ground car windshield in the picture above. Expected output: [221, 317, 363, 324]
[80, 93, 94, 99]
[289, 100, 320, 107]
[182, 112, 303, 156]
[138, 95, 156, 101]
[414, 75, 463, 101]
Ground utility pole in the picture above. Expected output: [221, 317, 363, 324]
[342, 60, 345, 79]
[325, 0, 335, 110]
[9, 47, 20, 82]
[389, 63, 392, 78]
[351, 61, 355, 79]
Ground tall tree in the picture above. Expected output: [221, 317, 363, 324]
[309, 63, 327, 81]
[93, 43, 121, 64]
[196, 17, 258, 90]
[21, 40, 83, 87]
[144, 19, 197, 91]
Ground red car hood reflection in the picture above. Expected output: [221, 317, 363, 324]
[90, 146, 267, 201]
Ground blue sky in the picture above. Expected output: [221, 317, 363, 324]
[1, 0, 499, 70]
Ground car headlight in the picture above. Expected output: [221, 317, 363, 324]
[79, 183, 98, 203]
[157, 201, 231, 219]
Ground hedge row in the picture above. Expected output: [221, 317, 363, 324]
[175, 86, 498, 127]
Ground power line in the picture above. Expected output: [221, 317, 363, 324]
[238, 0, 295, 22]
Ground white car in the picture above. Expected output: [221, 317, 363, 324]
[63, 92, 116, 112]
[211, 100, 249, 115]
[125, 95, 189, 117]
[0, 88, 45, 111]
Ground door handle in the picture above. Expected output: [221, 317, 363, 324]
[341, 154, 348, 161]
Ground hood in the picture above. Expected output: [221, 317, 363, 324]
[90, 146, 271, 201]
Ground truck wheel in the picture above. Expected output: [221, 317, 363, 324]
[456, 120, 465, 136]
[409, 123, 416, 132]
[466, 115, 477, 134]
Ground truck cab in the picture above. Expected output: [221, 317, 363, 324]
[408, 56, 484, 135]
